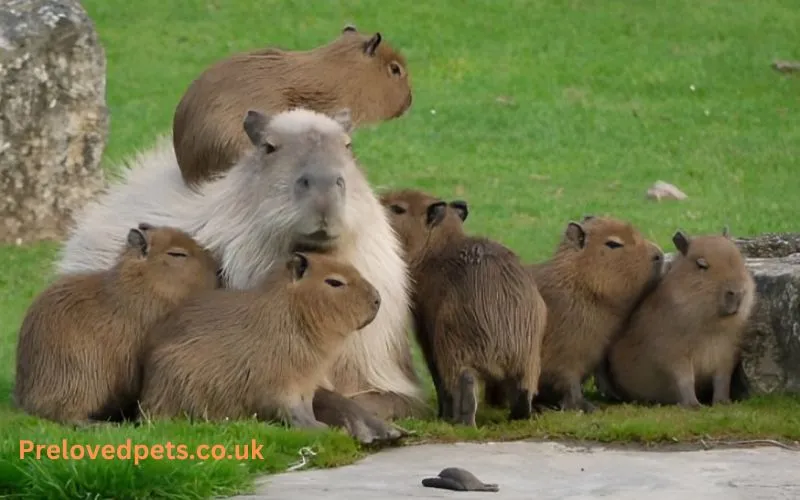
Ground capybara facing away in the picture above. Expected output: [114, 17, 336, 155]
[604, 229, 756, 408]
[514, 216, 664, 414]
[173, 25, 413, 187]
[14, 224, 219, 425]
[138, 251, 382, 428]
[380, 189, 547, 426]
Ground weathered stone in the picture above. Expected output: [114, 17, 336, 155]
[733, 233, 800, 259]
[0, 0, 108, 244]
[736, 254, 800, 395]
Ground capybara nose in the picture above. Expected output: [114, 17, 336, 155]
[653, 253, 662, 262]
[723, 290, 741, 315]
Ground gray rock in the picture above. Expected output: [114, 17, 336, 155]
[0, 0, 108, 245]
[736, 254, 800, 395]
[733, 233, 800, 259]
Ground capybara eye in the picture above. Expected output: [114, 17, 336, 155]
[264, 142, 277, 154]
[389, 204, 406, 215]
[336, 176, 345, 188]
[325, 278, 345, 288]
[296, 176, 310, 190]
[167, 251, 188, 258]
[605, 240, 623, 249]
[696, 258, 709, 270]
[389, 61, 403, 77]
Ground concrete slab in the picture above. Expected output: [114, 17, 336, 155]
[233, 441, 800, 499]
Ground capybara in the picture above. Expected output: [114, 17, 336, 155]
[173, 25, 412, 187]
[491, 215, 664, 413]
[55, 107, 419, 444]
[139, 252, 381, 427]
[14, 224, 218, 424]
[603, 229, 756, 408]
[380, 189, 547, 426]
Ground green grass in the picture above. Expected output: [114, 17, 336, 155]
[2, 0, 800, 497]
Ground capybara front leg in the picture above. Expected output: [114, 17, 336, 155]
[674, 372, 702, 409]
[289, 403, 328, 429]
[313, 388, 410, 445]
[711, 368, 733, 405]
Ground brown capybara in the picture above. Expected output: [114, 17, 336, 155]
[13, 224, 219, 425]
[493, 215, 664, 414]
[138, 252, 382, 429]
[380, 189, 548, 427]
[173, 24, 412, 187]
[603, 229, 756, 408]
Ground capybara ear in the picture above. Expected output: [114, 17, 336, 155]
[722, 225, 730, 238]
[581, 214, 595, 223]
[364, 32, 382, 56]
[137, 222, 154, 232]
[426, 201, 448, 227]
[331, 108, 354, 134]
[243, 109, 272, 147]
[288, 252, 310, 281]
[449, 200, 469, 222]
[672, 230, 691, 255]
[342, 24, 357, 34]
[126, 228, 149, 256]
[565, 222, 587, 249]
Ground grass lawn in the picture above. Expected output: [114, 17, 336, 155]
[2, 0, 800, 498]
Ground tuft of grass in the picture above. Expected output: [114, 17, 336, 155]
[0, 0, 798, 498]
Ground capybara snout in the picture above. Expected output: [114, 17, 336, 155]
[721, 287, 745, 316]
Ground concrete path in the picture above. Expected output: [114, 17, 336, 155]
[233, 441, 799, 499]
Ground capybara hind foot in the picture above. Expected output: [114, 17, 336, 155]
[559, 384, 597, 414]
[313, 388, 410, 445]
[453, 371, 477, 427]
[508, 389, 534, 421]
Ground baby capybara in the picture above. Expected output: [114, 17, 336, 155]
[14, 224, 219, 424]
[521, 215, 663, 413]
[138, 251, 382, 428]
[605, 229, 756, 408]
[380, 189, 547, 427]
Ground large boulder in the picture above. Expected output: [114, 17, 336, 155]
[735, 254, 800, 396]
[0, 0, 108, 244]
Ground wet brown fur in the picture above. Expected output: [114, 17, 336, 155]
[138, 252, 382, 427]
[518, 216, 664, 413]
[604, 230, 756, 408]
[13, 225, 219, 425]
[173, 25, 413, 187]
[380, 189, 547, 426]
